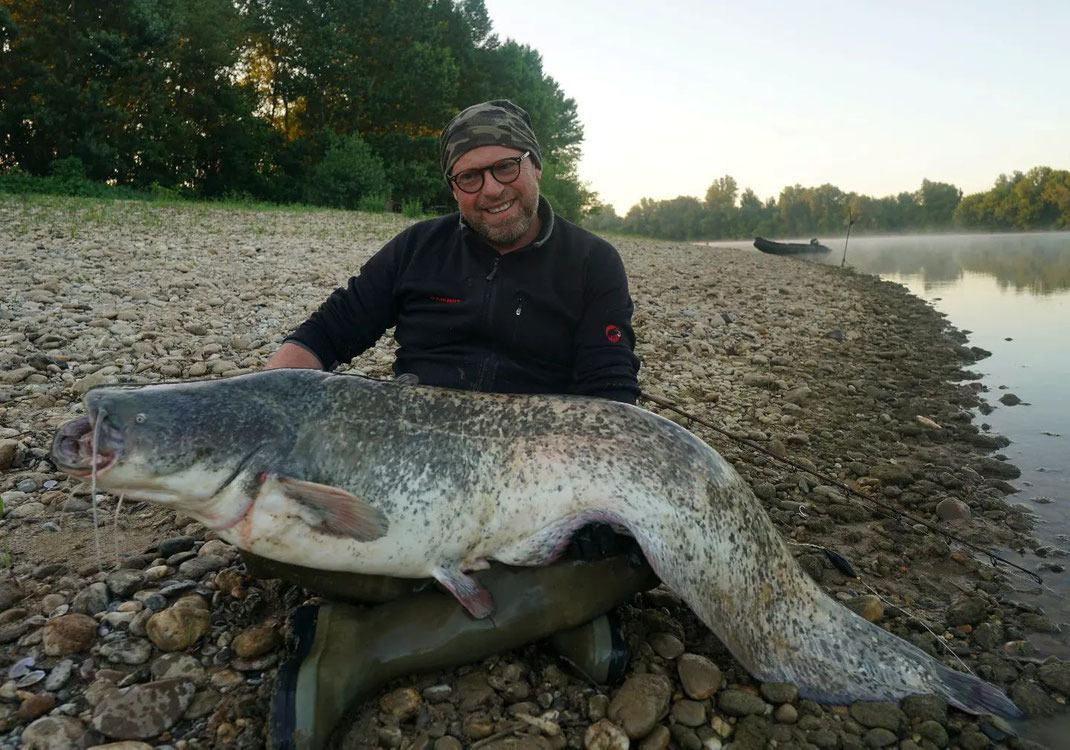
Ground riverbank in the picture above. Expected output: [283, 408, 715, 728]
[0, 197, 1066, 749]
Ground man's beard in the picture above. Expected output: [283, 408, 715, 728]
[464, 186, 540, 247]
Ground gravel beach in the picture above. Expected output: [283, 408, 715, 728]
[1, 196, 1067, 749]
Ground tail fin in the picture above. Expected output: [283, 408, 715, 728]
[934, 662, 1024, 720]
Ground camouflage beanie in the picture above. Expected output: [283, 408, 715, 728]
[439, 99, 542, 178]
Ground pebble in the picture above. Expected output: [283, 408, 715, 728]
[717, 689, 767, 717]
[145, 607, 211, 651]
[20, 715, 88, 749]
[42, 613, 98, 656]
[0, 203, 1056, 750]
[606, 674, 671, 739]
[231, 620, 281, 658]
[646, 632, 684, 659]
[676, 653, 721, 699]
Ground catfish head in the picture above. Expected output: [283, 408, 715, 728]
[51, 375, 297, 512]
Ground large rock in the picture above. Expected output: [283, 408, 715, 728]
[20, 716, 88, 750]
[145, 607, 211, 651]
[1037, 660, 1070, 695]
[91, 678, 196, 739]
[607, 674, 671, 739]
[43, 613, 98, 656]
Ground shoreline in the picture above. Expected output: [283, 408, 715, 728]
[0, 199, 1066, 748]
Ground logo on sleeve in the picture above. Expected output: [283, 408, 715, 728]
[604, 325, 623, 343]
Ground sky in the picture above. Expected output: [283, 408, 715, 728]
[481, 0, 1070, 215]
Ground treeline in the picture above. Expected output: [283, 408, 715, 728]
[585, 167, 1070, 240]
[0, 0, 591, 218]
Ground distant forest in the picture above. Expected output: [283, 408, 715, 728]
[2, 3, 1066, 237]
[585, 167, 1070, 240]
[0, 0, 592, 219]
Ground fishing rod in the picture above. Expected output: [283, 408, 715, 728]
[840, 211, 856, 268]
[638, 390, 1044, 585]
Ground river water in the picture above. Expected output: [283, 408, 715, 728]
[716, 232, 1070, 653]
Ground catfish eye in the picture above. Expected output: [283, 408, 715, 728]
[135, 413, 147, 424]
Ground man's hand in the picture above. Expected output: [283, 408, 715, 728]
[264, 341, 324, 370]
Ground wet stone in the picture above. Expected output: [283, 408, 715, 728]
[945, 595, 988, 626]
[863, 727, 898, 747]
[1037, 660, 1070, 694]
[916, 719, 948, 747]
[773, 703, 798, 724]
[848, 701, 903, 732]
[1009, 680, 1062, 717]
[759, 682, 798, 704]
[900, 694, 947, 722]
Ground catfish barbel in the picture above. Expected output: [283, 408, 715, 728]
[51, 369, 1022, 717]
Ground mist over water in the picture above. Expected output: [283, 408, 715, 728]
[716, 231, 1070, 652]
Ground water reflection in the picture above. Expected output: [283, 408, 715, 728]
[813, 232, 1070, 295]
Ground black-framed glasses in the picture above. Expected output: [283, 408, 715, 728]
[447, 151, 530, 194]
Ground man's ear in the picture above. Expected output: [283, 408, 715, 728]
[534, 167, 542, 181]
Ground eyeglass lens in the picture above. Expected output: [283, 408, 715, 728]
[454, 157, 522, 193]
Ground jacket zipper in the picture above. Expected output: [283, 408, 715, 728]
[475, 256, 502, 390]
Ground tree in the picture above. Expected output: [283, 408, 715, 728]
[915, 179, 962, 229]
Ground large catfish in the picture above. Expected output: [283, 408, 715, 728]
[51, 369, 1022, 717]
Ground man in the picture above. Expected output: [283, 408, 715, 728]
[259, 101, 656, 750]
[265, 99, 639, 402]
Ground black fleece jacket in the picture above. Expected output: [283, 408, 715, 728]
[286, 197, 641, 404]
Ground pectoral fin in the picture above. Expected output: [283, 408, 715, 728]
[432, 565, 494, 619]
[277, 476, 388, 542]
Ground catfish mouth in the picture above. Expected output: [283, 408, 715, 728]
[51, 414, 122, 478]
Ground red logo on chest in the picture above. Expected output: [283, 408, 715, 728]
[605, 325, 623, 343]
[430, 295, 462, 304]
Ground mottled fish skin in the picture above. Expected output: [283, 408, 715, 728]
[54, 370, 1022, 718]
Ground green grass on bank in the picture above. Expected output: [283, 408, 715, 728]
[0, 164, 433, 220]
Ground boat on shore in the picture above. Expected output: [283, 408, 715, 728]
[754, 237, 832, 255]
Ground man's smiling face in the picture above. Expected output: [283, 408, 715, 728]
[450, 145, 542, 253]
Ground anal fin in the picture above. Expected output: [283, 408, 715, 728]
[432, 565, 494, 619]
